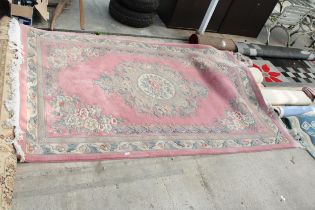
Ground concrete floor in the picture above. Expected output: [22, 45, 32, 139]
[13, 149, 315, 210]
[33, 0, 313, 48]
[12, 1, 315, 209]
[34, 0, 191, 40]
[34, 0, 262, 43]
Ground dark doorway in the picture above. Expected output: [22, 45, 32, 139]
[218, 0, 278, 37]
[158, 0, 278, 37]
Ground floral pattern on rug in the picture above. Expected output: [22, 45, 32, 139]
[46, 46, 108, 70]
[95, 62, 208, 117]
[218, 111, 255, 131]
[50, 95, 123, 135]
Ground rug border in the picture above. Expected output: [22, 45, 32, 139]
[240, 56, 299, 148]
[24, 143, 297, 162]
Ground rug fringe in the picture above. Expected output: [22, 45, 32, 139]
[6, 18, 25, 162]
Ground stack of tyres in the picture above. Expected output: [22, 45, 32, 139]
[109, 0, 159, 28]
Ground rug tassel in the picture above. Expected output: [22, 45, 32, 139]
[13, 139, 25, 162]
[6, 18, 24, 162]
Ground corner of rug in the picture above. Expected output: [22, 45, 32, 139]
[5, 18, 25, 162]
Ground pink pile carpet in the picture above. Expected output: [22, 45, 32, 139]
[18, 25, 296, 162]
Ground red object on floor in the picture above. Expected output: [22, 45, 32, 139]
[253, 63, 283, 83]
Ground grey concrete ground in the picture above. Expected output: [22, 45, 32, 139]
[34, 0, 261, 43]
[34, 0, 191, 40]
[34, 0, 313, 47]
[13, 149, 315, 210]
[12, 1, 315, 209]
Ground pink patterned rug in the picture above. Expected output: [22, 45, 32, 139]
[18, 26, 296, 162]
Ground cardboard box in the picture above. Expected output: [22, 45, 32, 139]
[11, 4, 34, 25]
[10, 0, 49, 25]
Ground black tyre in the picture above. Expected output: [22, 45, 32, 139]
[117, 0, 159, 13]
[109, 0, 155, 28]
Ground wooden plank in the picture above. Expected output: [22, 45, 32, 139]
[80, 0, 85, 30]
[50, 0, 70, 31]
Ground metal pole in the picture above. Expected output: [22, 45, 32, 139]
[197, 0, 220, 34]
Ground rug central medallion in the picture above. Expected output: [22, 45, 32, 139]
[137, 73, 175, 100]
[95, 61, 208, 117]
